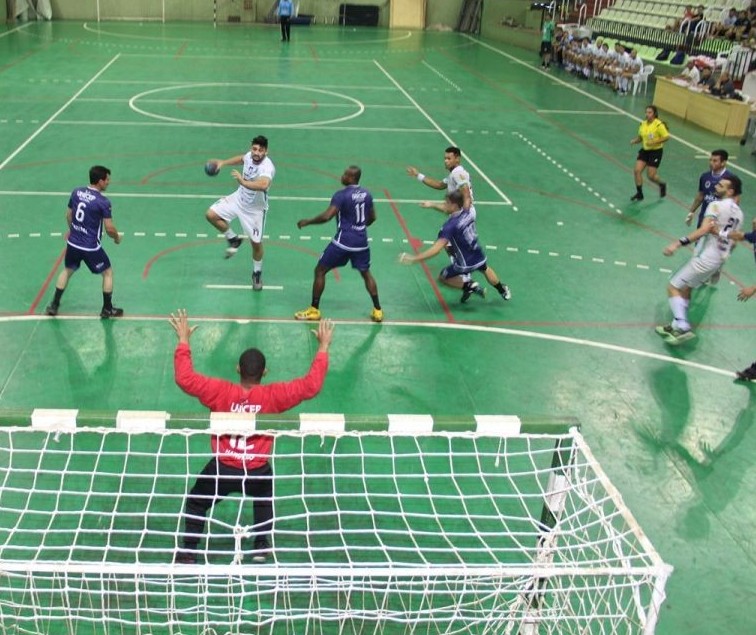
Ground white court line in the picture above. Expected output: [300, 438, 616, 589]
[205, 285, 283, 291]
[0, 191, 512, 206]
[465, 35, 756, 180]
[0, 314, 740, 379]
[94, 80, 400, 91]
[536, 110, 624, 115]
[51, 121, 436, 133]
[373, 60, 513, 207]
[0, 54, 121, 172]
[0, 22, 31, 39]
[78, 97, 415, 110]
[421, 61, 462, 92]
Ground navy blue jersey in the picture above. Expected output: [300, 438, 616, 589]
[330, 185, 373, 251]
[67, 186, 112, 251]
[698, 169, 734, 217]
[438, 210, 486, 272]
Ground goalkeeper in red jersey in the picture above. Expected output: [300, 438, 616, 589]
[169, 309, 334, 564]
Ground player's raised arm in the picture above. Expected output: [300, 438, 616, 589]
[407, 166, 446, 190]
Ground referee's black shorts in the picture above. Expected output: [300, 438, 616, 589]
[540, 41, 553, 55]
[636, 148, 663, 167]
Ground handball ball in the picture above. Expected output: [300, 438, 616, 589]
[204, 161, 220, 176]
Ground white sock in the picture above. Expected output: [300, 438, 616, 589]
[669, 296, 690, 331]
[253, 259, 262, 273]
[225, 229, 237, 240]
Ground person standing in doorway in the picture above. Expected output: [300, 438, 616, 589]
[278, 0, 293, 42]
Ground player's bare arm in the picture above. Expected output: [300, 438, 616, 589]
[737, 285, 756, 301]
[399, 238, 448, 264]
[104, 218, 121, 245]
[366, 205, 377, 227]
[420, 201, 446, 213]
[407, 166, 445, 190]
[663, 217, 715, 256]
[297, 205, 338, 229]
[686, 192, 704, 225]
[231, 173, 271, 191]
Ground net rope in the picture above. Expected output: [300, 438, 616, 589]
[0, 426, 671, 635]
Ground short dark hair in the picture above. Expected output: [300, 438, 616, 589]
[346, 165, 362, 183]
[725, 174, 742, 196]
[89, 165, 110, 185]
[251, 135, 268, 149]
[445, 146, 461, 157]
[711, 149, 728, 162]
[239, 348, 266, 382]
[646, 104, 659, 118]
[446, 190, 464, 209]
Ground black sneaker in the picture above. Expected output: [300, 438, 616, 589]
[736, 363, 756, 382]
[252, 539, 271, 564]
[659, 182, 667, 198]
[461, 281, 484, 303]
[225, 236, 243, 259]
[45, 303, 59, 316]
[100, 306, 124, 319]
[630, 193, 644, 202]
[252, 271, 263, 291]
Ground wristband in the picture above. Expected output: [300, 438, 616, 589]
[417, 173, 425, 183]
[679, 236, 691, 246]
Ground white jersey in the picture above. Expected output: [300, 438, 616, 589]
[694, 197, 743, 265]
[444, 165, 476, 215]
[237, 153, 275, 212]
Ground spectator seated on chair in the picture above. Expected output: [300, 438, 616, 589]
[708, 70, 736, 98]
[677, 60, 701, 84]
[698, 66, 715, 90]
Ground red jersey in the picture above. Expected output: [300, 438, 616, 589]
[174, 343, 328, 469]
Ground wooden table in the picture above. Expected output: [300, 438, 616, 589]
[653, 76, 749, 137]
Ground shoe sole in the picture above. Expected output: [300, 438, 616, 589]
[295, 314, 320, 321]
[253, 285, 263, 291]
[663, 332, 696, 345]
[224, 249, 239, 259]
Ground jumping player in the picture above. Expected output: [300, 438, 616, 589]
[205, 135, 275, 291]
[294, 165, 383, 322]
[45, 165, 123, 318]
[399, 191, 511, 303]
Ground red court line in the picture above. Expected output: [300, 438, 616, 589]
[29, 246, 65, 314]
[383, 188, 455, 323]
[142, 239, 340, 281]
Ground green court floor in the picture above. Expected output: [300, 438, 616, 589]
[0, 19, 754, 635]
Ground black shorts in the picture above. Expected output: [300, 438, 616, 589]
[636, 148, 663, 168]
[540, 41, 553, 55]
[64, 244, 111, 274]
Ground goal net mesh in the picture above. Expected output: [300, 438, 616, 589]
[0, 416, 671, 635]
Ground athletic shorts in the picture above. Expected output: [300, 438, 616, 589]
[439, 261, 487, 279]
[64, 244, 111, 274]
[636, 148, 663, 167]
[211, 191, 267, 243]
[540, 41, 553, 54]
[318, 242, 371, 272]
[669, 257, 720, 290]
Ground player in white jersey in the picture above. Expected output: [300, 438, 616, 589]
[407, 146, 476, 218]
[656, 175, 743, 345]
[205, 135, 275, 290]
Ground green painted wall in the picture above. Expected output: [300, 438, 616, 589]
[44, 0, 537, 49]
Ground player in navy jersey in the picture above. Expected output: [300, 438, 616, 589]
[398, 191, 511, 303]
[687, 150, 734, 228]
[294, 166, 383, 322]
[45, 166, 123, 318]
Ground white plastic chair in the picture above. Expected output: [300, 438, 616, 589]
[633, 65, 654, 95]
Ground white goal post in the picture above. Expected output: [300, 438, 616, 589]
[0, 411, 672, 635]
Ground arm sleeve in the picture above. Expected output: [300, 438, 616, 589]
[173, 343, 231, 409]
[743, 230, 756, 245]
[261, 352, 329, 413]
